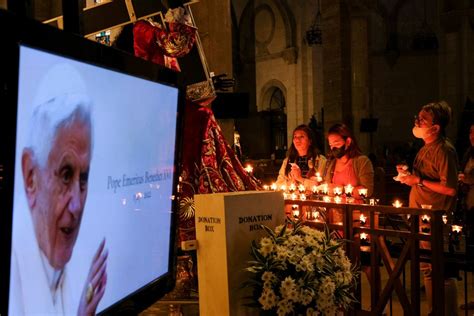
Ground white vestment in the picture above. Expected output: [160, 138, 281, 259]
[9, 207, 81, 316]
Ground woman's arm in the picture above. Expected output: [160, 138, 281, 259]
[275, 158, 289, 187]
[355, 156, 375, 197]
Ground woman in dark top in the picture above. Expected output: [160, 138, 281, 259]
[276, 124, 326, 188]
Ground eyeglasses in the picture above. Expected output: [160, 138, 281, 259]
[414, 115, 433, 126]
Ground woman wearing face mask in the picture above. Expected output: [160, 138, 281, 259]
[398, 101, 458, 316]
[322, 123, 382, 307]
[322, 123, 374, 199]
[276, 124, 326, 188]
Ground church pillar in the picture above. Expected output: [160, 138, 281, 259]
[322, 0, 352, 132]
[350, 15, 370, 153]
[439, 0, 472, 139]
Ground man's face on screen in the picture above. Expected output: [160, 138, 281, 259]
[32, 120, 91, 269]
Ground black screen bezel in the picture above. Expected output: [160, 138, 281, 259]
[0, 9, 184, 315]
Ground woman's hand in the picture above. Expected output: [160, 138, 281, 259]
[289, 163, 303, 182]
[77, 239, 108, 316]
[399, 174, 420, 186]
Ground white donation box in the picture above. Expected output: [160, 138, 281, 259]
[194, 191, 285, 316]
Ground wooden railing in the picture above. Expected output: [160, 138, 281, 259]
[284, 200, 446, 316]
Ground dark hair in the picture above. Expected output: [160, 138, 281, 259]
[421, 101, 452, 137]
[285, 124, 321, 174]
[327, 123, 362, 159]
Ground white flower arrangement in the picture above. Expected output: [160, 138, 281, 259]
[245, 219, 358, 316]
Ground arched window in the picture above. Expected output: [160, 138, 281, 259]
[266, 87, 287, 158]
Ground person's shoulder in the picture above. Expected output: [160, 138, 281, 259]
[438, 139, 457, 155]
[280, 157, 289, 168]
[354, 155, 371, 164]
[317, 154, 327, 161]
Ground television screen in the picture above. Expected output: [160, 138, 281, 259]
[0, 9, 182, 316]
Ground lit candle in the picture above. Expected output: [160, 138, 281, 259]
[289, 183, 296, 192]
[292, 205, 300, 218]
[244, 164, 253, 174]
[280, 184, 287, 192]
[283, 192, 288, 199]
[334, 196, 342, 203]
[315, 172, 322, 183]
[320, 183, 328, 195]
[452, 225, 462, 233]
[300, 194, 307, 201]
[323, 196, 331, 202]
[360, 232, 368, 241]
[421, 204, 432, 209]
[360, 214, 367, 225]
[369, 198, 375, 206]
[358, 188, 368, 198]
[344, 184, 354, 196]
[263, 185, 269, 190]
[311, 185, 318, 194]
[291, 193, 297, 200]
[271, 183, 277, 191]
[312, 211, 320, 221]
[298, 184, 305, 193]
[421, 214, 431, 223]
[442, 214, 448, 224]
[333, 187, 343, 196]
[392, 200, 403, 208]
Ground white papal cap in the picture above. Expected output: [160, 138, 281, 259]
[27, 63, 93, 167]
[33, 63, 88, 106]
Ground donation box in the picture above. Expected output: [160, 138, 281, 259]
[194, 191, 285, 316]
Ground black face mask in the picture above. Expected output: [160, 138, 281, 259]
[331, 146, 346, 159]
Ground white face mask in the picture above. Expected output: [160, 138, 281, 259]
[412, 126, 433, 139]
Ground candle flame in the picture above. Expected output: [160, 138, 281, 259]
[344, 184, 354, 194]
[298, 184, 305, 193]
[392, 200, 403, 208]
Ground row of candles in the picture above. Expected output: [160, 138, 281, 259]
[246, 163, 466, 237]
[290, 203, 463, 238]
[263, 181, 371, 204]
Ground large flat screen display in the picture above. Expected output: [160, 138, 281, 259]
[0, 10, 182, 315]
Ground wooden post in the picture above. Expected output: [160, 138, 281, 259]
[410, 214, 420, 314]
[430, 211, 445, 316]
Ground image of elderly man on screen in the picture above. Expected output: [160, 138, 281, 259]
[9, 64, 107, 315]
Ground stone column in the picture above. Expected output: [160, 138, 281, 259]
[350, 15, 370, 153]
[439, 2, 472, 140]
[322, 0, 352, 131]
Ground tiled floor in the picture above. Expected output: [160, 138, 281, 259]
[141, 269, 474, 315]
[359, 266, 474, 316]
